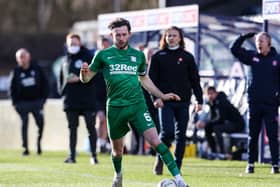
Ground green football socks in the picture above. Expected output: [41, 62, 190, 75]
[112, 155, 122, 174]
[155, 143, 180, 176]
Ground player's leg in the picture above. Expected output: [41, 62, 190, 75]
[111, 138, 124, 187]
[65, 111, 79, 163]
[15, 104, 29, 155]
[143, 128, 188, 187]
[31, 101, 44, 155]
[107, 106, 130, 187]
[174, 102, 189, 169]
[83, 111, 98, 164]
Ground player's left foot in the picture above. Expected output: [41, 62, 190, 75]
[112, 172, 122, 187]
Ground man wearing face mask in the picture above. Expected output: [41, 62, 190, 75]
[149, 26, 203, 175]
[57, 33, 98, 164]
[230, 32, 280, 174]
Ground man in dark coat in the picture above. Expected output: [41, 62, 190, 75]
[58, 33, 98, 164]
[10, 48, 49, 156]
[230, 32, 280, 174]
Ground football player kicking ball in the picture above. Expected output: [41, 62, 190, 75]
[80, 18, 189, 187]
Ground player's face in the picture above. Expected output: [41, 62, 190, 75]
[255, 34, 270, 55]
[16, 51, 31, 69]
[165, 29, 181, 48]
[66, 37, 81, 47]
[207, 90, 217, 102]
[111, 25, 131, 49]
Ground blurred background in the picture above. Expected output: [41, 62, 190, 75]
[0, 0, 279, 161]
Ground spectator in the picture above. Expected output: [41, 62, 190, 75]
[80, 18, 189, 187]
[149, 26, 203, 175]
[57, 33, 98, 164]
[9, 48, 48, 156]
[230, 32, 280, 174]
[195, 86, 245, 158]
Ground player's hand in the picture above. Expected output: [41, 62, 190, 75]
[195, 104, 202, 112]
[161, 93, 181, 101]
[153, 98, 164, 108]
[67, 73, 80, 83]
[80, 62, 89, 74]
[195, 120, 205, 129]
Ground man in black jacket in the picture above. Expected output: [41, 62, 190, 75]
[58, 33, 98, 164]
[196, 86, 245, 157]
[230, 32, 280, 174]
[9, 48, 49, 156]
[149, 26, 203, 174]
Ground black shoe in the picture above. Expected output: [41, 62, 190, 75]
[90, 156, 98, 165]
[153, 157, 163, 175]
[245, 165, 254, 174]
[22, 150, 30, 156]
[271, 166, 279, 174]
[64, 157, 76, 163]
[37, 144, 42, 155]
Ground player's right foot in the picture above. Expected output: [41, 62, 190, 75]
[112, 172, 122, 187]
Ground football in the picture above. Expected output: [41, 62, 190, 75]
[157, 178, 177, 187]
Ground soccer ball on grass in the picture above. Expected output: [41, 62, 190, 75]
[157, 178, 177, 187]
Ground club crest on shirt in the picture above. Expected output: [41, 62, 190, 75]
[130, 56, 136, 62]
[75, 59, 83, 69]
[252, 56, 259, 63]
[272, 60, 278, 66]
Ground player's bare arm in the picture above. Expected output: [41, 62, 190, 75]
[80, 62, 96, 83]
[139, 75, 181, 101]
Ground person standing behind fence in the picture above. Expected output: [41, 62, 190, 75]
[230, 32, 280, 174]
[57, 33, 98, 164]
[9, 48, 49, 156]
[149, 26, 203, 175]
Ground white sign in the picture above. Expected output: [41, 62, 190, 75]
[263, 0, 280, 19]
[98, 5, 199, 35]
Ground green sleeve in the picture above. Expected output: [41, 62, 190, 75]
[89, 51, 102, 72]
[138, 52, 146, 76]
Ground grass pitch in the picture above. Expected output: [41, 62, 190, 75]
[0, 150, 279, 187]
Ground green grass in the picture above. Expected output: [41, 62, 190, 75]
[0, 150, 279, 187]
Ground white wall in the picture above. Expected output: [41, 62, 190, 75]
[0, 99, 90, 151]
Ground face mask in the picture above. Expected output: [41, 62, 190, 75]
[67, 46, 80, 54]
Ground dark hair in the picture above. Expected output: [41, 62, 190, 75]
[159, 26, 185, 50]
[66, 33, 81, 41]
[108, 18, 131, 32]
[207, 86, 216, 92]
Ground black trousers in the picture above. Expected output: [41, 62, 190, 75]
[205, 121, 244, 154]
[15, 100, 44, 150]
[248, 103, 279, 166]
[65, 110, 97, 159]
[158, 102, 189, 169]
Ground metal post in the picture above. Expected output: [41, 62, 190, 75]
[263, 19, 268, 32]
[114, 0, 120, 12]
[195, 14, 201, 67]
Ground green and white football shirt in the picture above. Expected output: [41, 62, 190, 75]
[89, 45, 146, 107]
